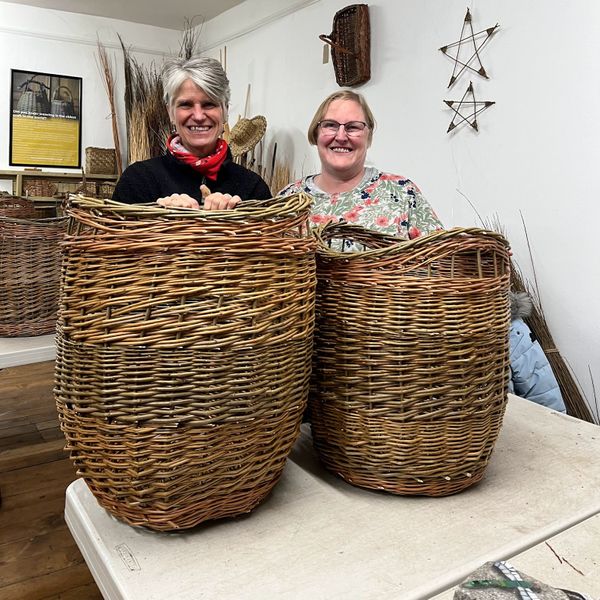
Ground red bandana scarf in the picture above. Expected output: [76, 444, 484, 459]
[167, 135, 228, 181]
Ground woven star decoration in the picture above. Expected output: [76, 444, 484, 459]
[440, 8, 499, 88]
[444, 82, 495, 133]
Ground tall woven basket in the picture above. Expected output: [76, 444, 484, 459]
[311, 223, 511, 496]
[0, 196, 67, 337]
[55, 194, 316, 530]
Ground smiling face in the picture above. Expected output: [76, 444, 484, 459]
[169, 79, 224, 157]
[316, 98, 370, 180]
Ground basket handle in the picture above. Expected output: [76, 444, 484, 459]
[54, 85, 73, 101]
[319, 34, 355, 56]
[21, 79, 48, 93]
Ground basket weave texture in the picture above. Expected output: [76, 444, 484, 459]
[320, 4, 371, 87]
[55, 194, 316, 530]
[0, 196, 67, 336]
[23, 178, 58, 197]
[85, 147, 117, 175]
[310, 223, 511, 496]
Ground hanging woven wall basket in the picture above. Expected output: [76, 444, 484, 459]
[320, 4, 371, 87]
[310, 223, 511, 496]
[55, 194, 316, 531]
[0, 196, 67, 337]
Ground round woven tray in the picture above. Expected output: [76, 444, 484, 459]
[0, 196, 67, 337]
[55, 194, 316, 530]
[310, 223, 511, 496]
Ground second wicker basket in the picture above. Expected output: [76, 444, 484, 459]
[310, 223, 511, 496]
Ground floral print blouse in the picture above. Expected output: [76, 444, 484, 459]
[279, 167, 443, 246]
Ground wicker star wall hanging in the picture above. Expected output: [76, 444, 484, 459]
[444, 81, 495, 133]
[440, 8, 499, 88]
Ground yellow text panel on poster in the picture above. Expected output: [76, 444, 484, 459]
[12, 115, 80, 166]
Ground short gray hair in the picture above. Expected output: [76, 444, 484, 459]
[162, 56, 230, 119]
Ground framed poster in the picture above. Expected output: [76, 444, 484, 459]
[10, 69, 82, 168]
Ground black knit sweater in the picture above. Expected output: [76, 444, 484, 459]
[112, 152, 271, 204]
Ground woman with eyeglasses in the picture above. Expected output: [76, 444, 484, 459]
[279, 90, 442, 241]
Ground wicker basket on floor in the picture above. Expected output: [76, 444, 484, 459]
[0, 196, 67, 337]
[310, 223, 511, 496]
[55, 194, 316, 530]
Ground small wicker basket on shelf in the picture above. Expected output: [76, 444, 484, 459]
[85, 147, 117, 175]
[23, 178, 58, 198]
[96, 181, 116, 199]
[310, 223, 511, 496]
[0, 196, 68, 337]
[55, 193, 316, 530]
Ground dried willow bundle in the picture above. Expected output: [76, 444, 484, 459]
[118, 21, 199, 166]
[179, 17, 200, 60]
[258, 142, 294, 196]
[129, 111, 150, 164]
[119, 51, 169, 164]
[486, 215, 594, 423]
[270, 164, 292, 196]
[96, 41, 123, 176]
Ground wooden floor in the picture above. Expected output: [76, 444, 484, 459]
[0, 360, 102, 600]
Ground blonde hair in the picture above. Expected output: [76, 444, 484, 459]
[307, 90, 376, 145]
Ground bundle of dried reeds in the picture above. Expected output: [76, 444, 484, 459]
[120, 49, 169, 164]
[258, 142, 294, 196]
[118, 21, 200, 166]
[96, 42, 123, 176]
[128, 111, 150, 165]
[486, 215, 595, 423]
[269, 164, 292, 196]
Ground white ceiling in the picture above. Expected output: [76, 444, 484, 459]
[3, 0, 246, 30]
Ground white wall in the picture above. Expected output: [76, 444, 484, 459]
[203, 0, 600, 420]
[0, 1, 181, 176]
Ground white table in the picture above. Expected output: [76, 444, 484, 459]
[433, 512, 600, 598]
[65, 396, 600, 600]
[0, 334, 55, 368]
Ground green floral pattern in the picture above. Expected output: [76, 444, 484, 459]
[280, 167, 443, 245]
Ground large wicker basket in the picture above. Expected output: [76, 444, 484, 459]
[0, 196, 67, 337]
[310, 223, 511, 496]
[55, 194, 316, 530]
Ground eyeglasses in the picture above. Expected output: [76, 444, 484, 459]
[317, 120, 368, 136]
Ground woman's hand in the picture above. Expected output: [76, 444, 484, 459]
[155, 185, 240, 210]
[157, 194, 200, 209]
[201, 184, 241, 210]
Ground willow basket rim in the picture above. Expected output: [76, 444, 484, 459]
[0, 215, 68, 226]
[314, 223, 510, 260]
[68, 193, 313, 222]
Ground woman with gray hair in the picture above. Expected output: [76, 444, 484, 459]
[113, 56, 270, 209]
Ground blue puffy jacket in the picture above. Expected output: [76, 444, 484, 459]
[508, 293, 566, 413]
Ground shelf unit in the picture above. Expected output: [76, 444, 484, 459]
[0, 168, 117, 197]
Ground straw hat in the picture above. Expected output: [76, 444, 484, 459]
[229, 115, 267, 157]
